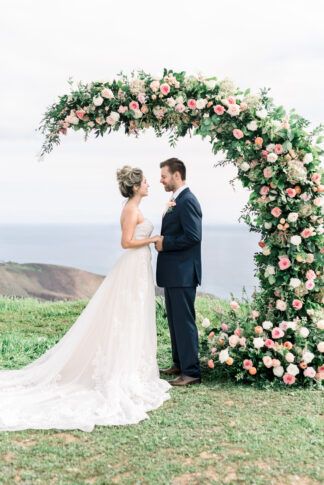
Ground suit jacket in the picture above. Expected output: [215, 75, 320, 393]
[156, 187, 202, 287]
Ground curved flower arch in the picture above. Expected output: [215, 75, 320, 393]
[39, 69, 324, 386]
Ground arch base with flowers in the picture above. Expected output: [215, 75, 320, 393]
[39, 69, 324, 387]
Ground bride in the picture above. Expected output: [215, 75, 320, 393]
[0, 166, 171, 432]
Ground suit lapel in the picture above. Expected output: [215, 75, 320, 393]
[161, 188, 190, 233]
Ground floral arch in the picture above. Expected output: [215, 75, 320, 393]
[39, 69, 324, 386]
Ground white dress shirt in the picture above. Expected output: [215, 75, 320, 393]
[172, 184, 188, 200]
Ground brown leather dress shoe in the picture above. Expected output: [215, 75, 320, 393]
[159, 365, 181, 375]
[169, 375, 201, 386]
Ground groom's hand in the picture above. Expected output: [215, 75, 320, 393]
[155, 236, 164, 252]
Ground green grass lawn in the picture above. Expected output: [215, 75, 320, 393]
[0, 296, 323, 485]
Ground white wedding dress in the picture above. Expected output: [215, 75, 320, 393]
[0, 218, 171, 432]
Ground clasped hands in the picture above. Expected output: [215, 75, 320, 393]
[151, 235, 164, 252]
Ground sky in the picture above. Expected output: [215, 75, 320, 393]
[1, 0, 323, 225]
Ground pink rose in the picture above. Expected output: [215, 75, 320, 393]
[260, 186, 270, 196]
[233, 129, 244, 139]
[278, 257, 291, 270]
[263, 167, 273, 179]
[175, 103, 186, 113]
[137, 93, 146, 104]
[230, 300, 239, 311]
[300, 228, 312, 238]
[305, 279, 315, 290]
[265, 339, 275, 348]
[272, 327, 285, 339]
[283, 373, 296, 385]
[274, 144, 283, 154]
[160, 83, 171, 95]
[76, 109, 86, 120]
[286, 188, 297, 198]
[304, 367, 316, 378]
[263, 356, 273, 368]
[306, 270, 316, 280]
[243, 359, 253, 370]
[292, 299, 303, 310]
[311, 173, 321, 185]
[221, 323, 228, 331]
[187, 99, 197, 109]
[271, 207, 282, 218]
[234, 328, 241, 336]
[118, 106, 128, 114]
[129, 101, 139, 111]
[261, 150, 269, 158]
[214, 104, 225, 115]
[272, 358, 281, 367]
[276, 299, 287, 311]
[227, 96, 236, 104]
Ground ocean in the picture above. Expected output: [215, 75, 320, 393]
[0, 223, 260, 299]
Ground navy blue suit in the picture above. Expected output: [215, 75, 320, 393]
[156, 187, 202, 378]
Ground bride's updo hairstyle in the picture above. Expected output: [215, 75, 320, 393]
[116, 165, 143, 198]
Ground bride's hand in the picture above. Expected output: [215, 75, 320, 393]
[150, 235, 162, 243]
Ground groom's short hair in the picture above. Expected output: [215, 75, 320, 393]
[160, 158, 186, 180]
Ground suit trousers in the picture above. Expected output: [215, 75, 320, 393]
[164, 287, 201, 378]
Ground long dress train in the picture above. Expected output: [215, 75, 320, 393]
[0, 219, 171, 432]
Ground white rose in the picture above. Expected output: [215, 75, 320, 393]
[247, 120, 258, 131]
[303, 153, 313, 164]
[276, 300, 287, 311]
[289, 278, 301, 288]
[290, 235, 302, 246]
[133, 110, 143, 119]
[267, 153, 278, 163]
[229, 334, 240, 347]
[150, 80, 160, 92]
[65, 115, 79, 125]
[265, 265, 275, 276]
[101, 88, 114, 99]
[93, 95, 104, 106]
[273, 366, 284, 377]
[175, 96, 184, 104]
[106, 111, 120, 125]
[201, 318, 210, 328]
[227, 104, 240, 116]
[256, 108, 268, 119]
[285, 352, 295, 363]
[317, 342, 324, 353]
[262, 320, 273, 330]
[219, 348, 229, 363]
[299, 327, 310, 338]
[316, 319, 324, 330]
[286, 364, 299, 376]
[264, 222, 272, 229]
[240, 162, 250, 172]
[287, 212, 299, 223]
[302, 351, 315, 364]
[266, 144, 275, 152]
[204, 79, 217, 90]
[253, 337, 265, 349]
[196, 98, 207, 110]
[263, 246, 271, 256]
[286, 321, 297, 331]
[166, 97, 176, 107]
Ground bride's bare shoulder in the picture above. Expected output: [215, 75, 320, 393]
[120, 203, 141, 226]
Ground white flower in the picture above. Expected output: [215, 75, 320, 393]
[101, 88, 114, 99]
[303, 153, 313, 164]
[290, 235, 302, 246]
[201, 318, 210, 328]
[65, 114, 79, 125]
[276, 300, 287, 311]
[253, 337, 265, 349]
[227, 104, 240, 116]
[286, 364, 299, 376]
[93, 95, 104, 106]
[266, 144, 275, 152]
[219, 348, 229, 363]
[302, 351, 315, 364]
[267, 153, 278, 163]
[175, 96, 184, 104]
[196, 98, 207, 110]
[247, 120, 258, 131]
[273, 366, 284, 377]
[262, 320, 273, 330]
[265, 265, 275, 276]
[166, 97, 176, 107]
[106, 111, 120, 125]
[256, 108, 267, 119]
[287, 212, 299, 223]
[317, 342, 324, 353]
[285, 352, 295, 363]
[133, 109, 143, 119]
[286, 321, 297, 330]
[240, 162, 250, 172]
[316, 319, 324, 330]
[263, 246, 271, 256]
[204, 79, 217, 90]
[264, 222, 272, 229]
[299, 327, 310, 338]
[289, 278, 301, 288]
[229, 334, 240, 347]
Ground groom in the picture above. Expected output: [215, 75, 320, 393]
[155, 158, 202, 386]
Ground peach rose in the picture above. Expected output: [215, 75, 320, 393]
[208, 359, 215, 369]
[255, 137, 263, 146]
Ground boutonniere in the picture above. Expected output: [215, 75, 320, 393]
[165, 199, 176, 214]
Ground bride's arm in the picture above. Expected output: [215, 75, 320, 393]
[121, 208, 160, 249]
